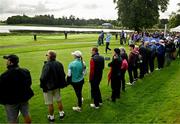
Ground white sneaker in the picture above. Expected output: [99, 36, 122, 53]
[132, 81, 135, 85]
[155, 68, 160, 71]
[99, 103, 103, 106]
[59, 111, 65, 120]
[47, 114, 55, 122]
[126, 82, 133, 85]
[134, 78, 138, 81]
[90, 104, 100, 109]
[72, 106, 81, 112]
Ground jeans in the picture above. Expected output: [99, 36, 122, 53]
[5, 102, 29, 123]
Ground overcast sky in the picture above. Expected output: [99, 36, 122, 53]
[0, 0, 179, 20]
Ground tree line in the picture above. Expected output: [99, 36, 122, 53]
[6, 14, 119, 27]
[4, 1, 180, 30]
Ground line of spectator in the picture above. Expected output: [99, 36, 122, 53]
[0, 33, 179, 123]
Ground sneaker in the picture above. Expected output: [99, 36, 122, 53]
[47, 115, 55, 122]
[99, 103, 103, 106]
[59, 111, 65, 120]
[155, 68, 160, 71]
[132, 81, 135, 85]
[72, 106, 81, 112]
[90, 104, 100, 109]
[126, 82, 133, 85]
[134, 78, 138, 81]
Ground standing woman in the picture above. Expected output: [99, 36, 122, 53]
[108, 48, 122, 102]
[119, 47, 128, 92]
[67, 50, 86, 112]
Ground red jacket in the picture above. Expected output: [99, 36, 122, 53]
[89, 54, 104, 83]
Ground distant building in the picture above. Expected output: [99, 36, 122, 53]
[102, 23, 113, 29]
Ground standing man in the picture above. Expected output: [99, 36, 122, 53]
[139, 41, 148, 78]
[40, 50, 66, 122]
[89, 47, 105, 109]
[156, 40, 165, 70]
[0, 54, 34, 123]
[120, 30, 125, 45]
[64, 31, 68, 39]
[105, 32, 112, 54]
[100, 30, 104, 45]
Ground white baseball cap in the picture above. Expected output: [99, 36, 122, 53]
[72, 50, 82, 57]
[151, 40, 156, 43]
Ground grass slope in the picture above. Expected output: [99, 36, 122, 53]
[0, 34, 180, 123]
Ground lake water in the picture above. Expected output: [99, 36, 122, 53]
[0, 25, 133, 33]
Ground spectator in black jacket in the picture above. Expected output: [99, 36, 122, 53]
[108, 48, 122, 102]
[0, 54, 34, 123]
[165, 40, 173, 66]
[40, 50, 66, 122]
[139, 41, 148, 78]
[89, 47, 105, 109]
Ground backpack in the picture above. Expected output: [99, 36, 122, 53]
[121, 59, 128, 70]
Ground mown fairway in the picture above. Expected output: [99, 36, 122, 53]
[0, 33, 180, 123]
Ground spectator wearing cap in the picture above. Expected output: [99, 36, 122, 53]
[89, 47, 105, 109]
[156, 40, 165, 70]
[40, 50, 66, 122]
[147, 40, 157, 73]
[67, 50, 86, 112]
[108, 48, 122, 102]
[0, 54, 34, 123]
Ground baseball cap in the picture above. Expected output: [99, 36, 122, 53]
[72, 50, 82, 57]
[3, 54, 19, 65]
[114, 48, 120, 55]
[151, 40, 156, 43]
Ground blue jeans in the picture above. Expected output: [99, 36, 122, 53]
[4, 102, 30, 123]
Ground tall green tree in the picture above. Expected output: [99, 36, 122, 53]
[168, 3, 180, 28]
[114, 0, 169, 31]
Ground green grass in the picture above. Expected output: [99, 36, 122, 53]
[0, 34, 180, 123]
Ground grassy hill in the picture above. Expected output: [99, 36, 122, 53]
[0, 34, 180, 123]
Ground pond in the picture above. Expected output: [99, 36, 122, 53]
[0, 25, 133, 33]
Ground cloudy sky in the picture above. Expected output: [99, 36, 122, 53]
[0, 0, 179, 20]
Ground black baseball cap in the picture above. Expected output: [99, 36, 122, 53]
[114, 48, 120, 55]
[3, 54, 19, 65]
